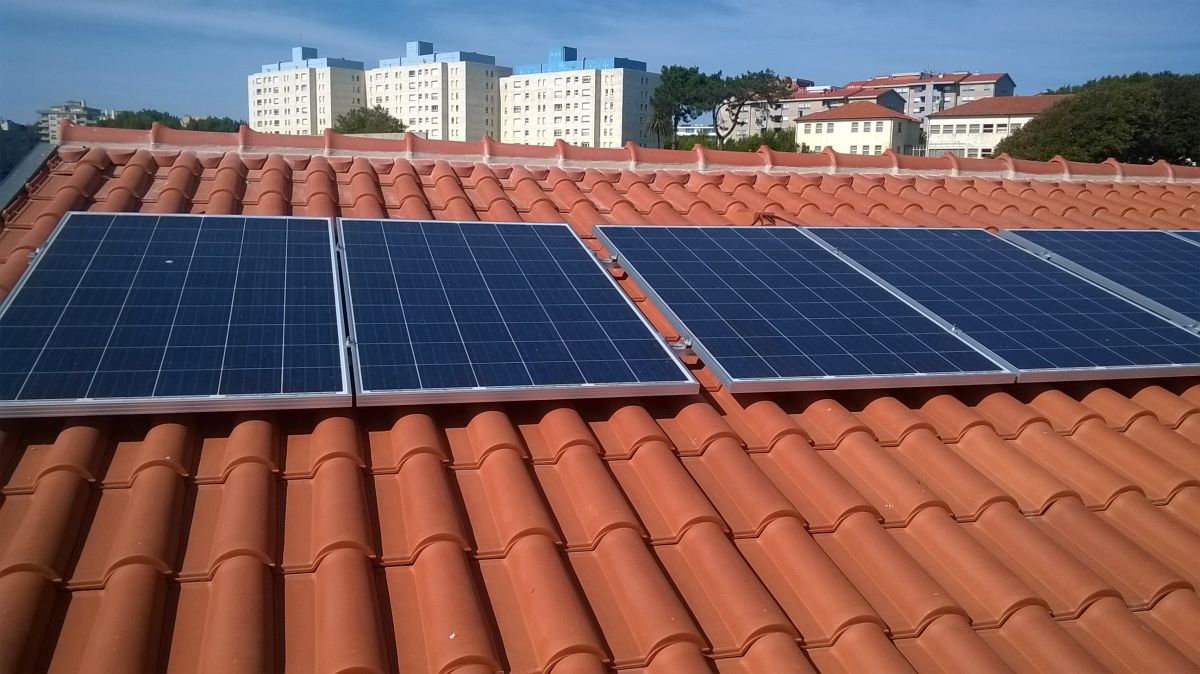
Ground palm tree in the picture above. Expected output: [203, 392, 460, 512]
[644, 108, 674, 148]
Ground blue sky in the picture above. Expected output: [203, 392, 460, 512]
[1, 0, 1197, 122]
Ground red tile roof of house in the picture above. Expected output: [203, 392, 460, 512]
[2, 122, 1199, 673]
[930, 94, 1072, 118]
[846, 72, 1010, 88]
[796, 102, 917, 122]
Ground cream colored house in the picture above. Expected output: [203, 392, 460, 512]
[500, 47, 659, 148]
[794, 102, 921, 155]
[926, 95, 1070, 158]
[248, 47, 365, 135]
[730, 86, 905, 141]
[366, 42, 510, 142]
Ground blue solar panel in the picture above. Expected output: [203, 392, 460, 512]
[1001, 229, 1200, 330]
[339, 219, 695, 403]
[0, 212, 350, 416]
[595, 226, 1010, 392]
[809, 227, 1200, 380]
[1171, 230, 1200, 246]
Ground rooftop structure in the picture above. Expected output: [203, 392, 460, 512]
[513, 45, 648, 75]
[0, 122, 1198, 674]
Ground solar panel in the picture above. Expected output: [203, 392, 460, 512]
[1170, 230, 1200, 246]
[808, 227, 1200, 381]
[338, 219, 695, 403]
[595, 225, 1011, 392]
[1000, 229, 1200, 331]
[0, 212, 351, 416]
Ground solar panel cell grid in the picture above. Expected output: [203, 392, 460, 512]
[0, 213, 349, 415]
[596, 226, 1007, 391]
[340, 220, 693, 401]
[810, 227, 1200, 377]
[1003, 229, 1200, 328]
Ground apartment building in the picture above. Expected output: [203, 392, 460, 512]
[366, 42, 509, 142]
[730, 85, 905, 141]
[500, 46, 659, 148]
[794, 102, 921, 155]
[844, 71, 1016, 119]
[248, 47, 365, 135]
[926, 94, 1069, 158]
[35, 99, 114, 144]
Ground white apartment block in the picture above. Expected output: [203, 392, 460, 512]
[366, 42, 509, 142]
[500, 47, 659, 148]
[926, 95, 1069, 158]
[844, 71, 1016, 119]
[248, 47, 365, 135]
[729, 85, 905, 141]
[795, 102, 922, 155]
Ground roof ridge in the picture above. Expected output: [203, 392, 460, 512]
[55, 121, 1200, 184]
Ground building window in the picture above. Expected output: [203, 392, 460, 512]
[930, 125, 940, 134]
[1011, 123, 1023, 131]
[850, 145, 858, 154]
[803, 123, 811, 133]
[814, 124, 822, 134]
[996, 124, 1008, 132]
[874, 145, 882, 154]
[982, 123, 995, 133]
[968, 124, 981, 133]
[875, 121, 883, 132]
[851, 122, 859, 132]
[956, 124, 967, 133]
[826, 122, 834, 133]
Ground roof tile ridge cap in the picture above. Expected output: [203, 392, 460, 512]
[758, 146, 774, 171]
[1049, 155, 1072, 180]
[480, 133, 496, 163]
[625, 140, 639, 169]
[1155, 159, 1175, 182]
[822, 147, 838, 173]
[554, 138, 569, 168]
[880, 148, 901, 174]
[942, 151, 962, 177]
[995, 152, 1018, 179]
[694, 144, 708, 171]
[237, 124, 249, 152]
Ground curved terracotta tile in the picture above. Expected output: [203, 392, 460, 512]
[568, 526, 704, 667]
[1131, 385, 1199, 429]
[295, 154, 338, 217]
[608, 438, 723, 543]
[194, 414, 277, 483]
[1067, 417, 1197, 502]
[752, 432, 875, 532]
[4, 420, 107, 494]
[805, 621, 915, 674]
[918, 392, 994, 442]
[477, 534, 606, 672]
[1066, 595, 1196, 673]
[951, 425, 1073, 514]
[281, 455, 375, 572]
[893, 507, 1045, 628]
[524, 406, 600, 464]
[369, 410, 448, 472]
[378, 160, 434, 219]
[283, 412, 363, 478]
[426, 160, 479, 221]
[892, 613, 1011, 674]
[655, 520, 796, 657]
[967, 500, 1116, 617]
[0, 469, 91, 580]
[736, 515, 882, 646]
[460, 408, 527, 467]
[101, 418, 191, 488]
[170, 554, 274, 673]
[977, 604, 1106, 673]
[453, 444, 560, 556]
[373, 451, 468, 564]
[310, 548, 388, 673]
[1163, 485, 1200, 535]
[680, 437, 802, 536]
[891, 429, 1013, 519]
[507, 166, 568, 224]
[972, 391, 1051, 438]
[1038, 496, 1188, 608]
[465, 163, 521, 222]
[0, 571, 56, 673]
[1012, 423, 1140, 508]
[245, 153, 291, 216]
[341, 157, 385, 218]
[1121, 414, 1200, 478]
[71, 564, 167, 673]
[379, 542, 501, 673]
[639, 640, 711, 673]
[821, 430, 950, 526]
[1100, 492, 1200, 587]
[534, 443, 643, 550]
[1138, 588, 1200, 665]
[204, 152, 247, 215]
[100, 149, 156, 212]
[179, 460, 274, 580]
[813, 511, 966, 638]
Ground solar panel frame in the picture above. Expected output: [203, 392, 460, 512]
[1168, 230, 1200, 247]
[596, 225, 1016, 393]
[337, 219, 697, 404]
[808, 226, 1200, 383]
[0, 212, 353, 417]
[998, 228, 1200, 333]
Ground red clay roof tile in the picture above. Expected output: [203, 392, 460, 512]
[1, 124, 1199, 672]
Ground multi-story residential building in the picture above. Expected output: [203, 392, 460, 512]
[0, 120, 42, 180]
[366, 42, 509, 142]
[794, 102, 921, 155]
[500, 46, 659, 148]
[926, 94, 1069, 158]
[36, 99, 114, 144]
[248, 47, 366, 135]
[730, 85, 906, 140]
[844, 71, 1015, 119]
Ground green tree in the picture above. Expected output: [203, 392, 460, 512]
[184, 116, 244, 132]
[997, 72, 1199, 165]
[649, 65, 711, 147]
[673, 128, 807, 153]
[96, 109, 183, 129]
[709, 70, 793, 149]
[333, 105, 407, 134]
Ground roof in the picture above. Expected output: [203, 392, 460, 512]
[930, 94, 1072, 118]
[847, 72, 1010, 88]
[2, 122, 1200, 674]
[797, 102, 917, 122]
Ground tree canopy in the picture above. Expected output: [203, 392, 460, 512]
[333, 105, 407, 134]
[996, 72, 1199, 165]
[650, 67, 794, 148]
[674, 128, 807, 153]
[96, 109, 246, 132]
